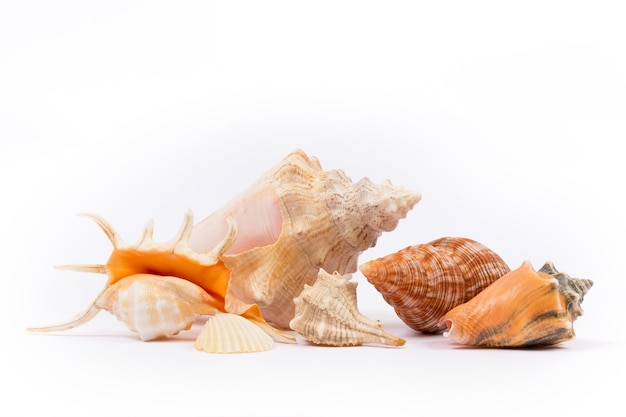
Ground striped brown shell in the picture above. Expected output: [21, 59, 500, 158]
[359, 237, 510, 333]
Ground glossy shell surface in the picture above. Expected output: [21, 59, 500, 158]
[359, 237, 510, 333]
[440, 261, 593, 347]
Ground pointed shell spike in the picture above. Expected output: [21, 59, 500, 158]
[194, 313, 275, 353]
[168, 209, 195, 249]
[137, 219, 155, 246]
[29, 274, 221, 341]
[28, 213, 250, 340]
[54, 264, 107, 274]
[26, 286, 109, 333]
[78, 212, 125, 248]
[205, 216, 238, 260]
[289, 269, 406, 347]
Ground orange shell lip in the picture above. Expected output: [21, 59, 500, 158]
[89, 210, 237, 309]
[28, 211, 296, 344]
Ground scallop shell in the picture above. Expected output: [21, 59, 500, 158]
[359, 237, 510, 333]
[28, 211, 294, 343]
[289, 269, 406, 347]
[194, 313, 275, 353]
[439, 260, 594, 347]
[189, 149, 421, 329]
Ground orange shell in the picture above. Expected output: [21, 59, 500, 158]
[28, 211, 295, 344]
[359, 237, 510, 333]
[439, 261, 593, 347]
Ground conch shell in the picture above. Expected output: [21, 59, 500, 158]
[359, 237, 510, 333]
[33, 274, 220, 341]
[28, 211, 293, 343]
[194, 313, 275, 353]
[439, 261, 594, 347]
[189, 149, 421, 329]
[289, 269, 406, 347]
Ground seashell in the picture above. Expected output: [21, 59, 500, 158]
[28, 274, 220, 341]
[289, 269, 406, 347]
[28, 211, 294, 343]
[439, 260, 594, 347]
[194, 313, 275, 353]
[189, 149, 421, 329]
[359, 237, 510, 333]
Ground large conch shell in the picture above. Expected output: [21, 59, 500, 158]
[439, 261, 594, 347]
[189, 149, 422, 329]
[28, 211, 294, 343]
[289, 269, 406, 347]
[359, 237, 510, 333]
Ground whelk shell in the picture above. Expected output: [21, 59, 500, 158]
[194, 313, 275, 353]
[189, 149, 422, 329]
[289, 269, 406, 347]
[359, 237, 510, 333]
[28, 211, 294, 343]
[439, 260, 593, 347]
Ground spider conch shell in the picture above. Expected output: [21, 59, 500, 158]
[289, 269, 406, 347]
[39, 274, 220, 341]
[189, 149, 422, 329]
[28, 211, 293, 343]
[194, 313, 275, 353]
[359, 237, 510, 333]
[439, 260, 594, 347]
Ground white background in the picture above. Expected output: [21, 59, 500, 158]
[1, 1, 625, 416]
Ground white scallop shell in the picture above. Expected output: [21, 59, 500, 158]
[194, 313, 275, 353]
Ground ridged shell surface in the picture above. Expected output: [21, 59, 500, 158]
[194, 313, 275, 353]
[359, 237, 510, 333]
[190, 149, 422, 329]
[103, 274, 220, 341]
[28, 211, 295, 344]
[440, 261, 593, 347]
[289, 269, 406, 347]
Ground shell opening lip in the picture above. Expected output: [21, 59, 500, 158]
[441, 319, 453, 338]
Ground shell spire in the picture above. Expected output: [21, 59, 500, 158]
[538, 261, 593, 321]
